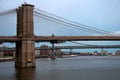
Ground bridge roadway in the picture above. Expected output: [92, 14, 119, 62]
[49, 45, 120, 49]
[0, 36, 120, 43]
[0, 45, 120, 51]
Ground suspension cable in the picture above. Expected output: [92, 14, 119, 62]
[34, 12, 103, 34]
[34, 11, 108, 35]
[70, 41, 97, 46]
[0, 8, 16, 15]
[35, 8, 110, 34]
[0, 8, 119, 36]
[34, 8, 119, 35]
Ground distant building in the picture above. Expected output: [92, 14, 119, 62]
[115, 50, 120, 56]
[0, 46, 15, 57]
[40, 45, 51, 57]
[40, 45, 62, 57]
[80, 52, 91, 56]
[35, 49, 41, 57]
[55, 49, 62, 57]
[101, 49, 108, 56]
[0, 52, 4, 58]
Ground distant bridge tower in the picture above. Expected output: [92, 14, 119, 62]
[15, 4, 35, 68]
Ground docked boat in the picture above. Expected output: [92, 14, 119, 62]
[50, 56, 56, 59]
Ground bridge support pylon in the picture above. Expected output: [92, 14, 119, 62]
[15, 4, 35, 68]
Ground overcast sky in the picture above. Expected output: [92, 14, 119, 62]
[0, 0, 120, 52]
[0, 0, 120, 32]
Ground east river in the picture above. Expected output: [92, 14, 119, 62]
[0, 56, 120, 80]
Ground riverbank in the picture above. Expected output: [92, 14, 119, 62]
[0, 55, 118, 62]
[0, 57, 15, 62]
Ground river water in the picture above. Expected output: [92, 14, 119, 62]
[0, 56, 120, 80]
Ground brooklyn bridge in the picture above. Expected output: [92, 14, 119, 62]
[0, 3, 120, 68]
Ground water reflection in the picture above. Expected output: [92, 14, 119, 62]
[15, 68, 36, 80]
[0, 56, 120, 80]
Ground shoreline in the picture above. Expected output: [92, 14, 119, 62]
[0, 57, 15, 62]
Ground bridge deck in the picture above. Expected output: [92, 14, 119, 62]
[0, 36, 120, 43]
[0, 45, 120, 51]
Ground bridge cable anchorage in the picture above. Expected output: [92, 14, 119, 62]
[0, 8, 16, 15]
[34, 8, 120, 36]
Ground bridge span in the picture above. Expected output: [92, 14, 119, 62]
[0, 36, 120, 44]
[0, 45, 120, 51]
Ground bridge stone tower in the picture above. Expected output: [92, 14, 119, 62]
[15, 4, 35, 68]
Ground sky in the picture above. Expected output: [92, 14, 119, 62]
[0, 0, 120, 32]
[0, 0, 120, 52]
